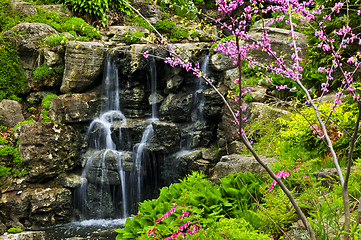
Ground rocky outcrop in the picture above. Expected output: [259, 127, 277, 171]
[0, 100, 24, 128]
[209, 154, 278, 183]
[60, 41, 105, 93]
[130, 0, 161, 24]
[9, 0, 37, 17]
[4, 23, 58, 69]
[48, 93, 102, 123]
[14, 122, 80, 182]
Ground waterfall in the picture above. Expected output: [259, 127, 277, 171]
[182, 55, 210, 150]
[74, 53, 161, 220]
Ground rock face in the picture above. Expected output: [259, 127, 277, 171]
[48, 93, 102, 123]
[4, 23, 58, 69]
[15, 122, 80, 182]
[130, 0, 162, 24]
[209, 154, 278, 183]
[0, 186, 72, 227]
[0, 100, 24, 128]
[60, 41, 105, 93]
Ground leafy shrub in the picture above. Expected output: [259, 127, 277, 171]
[0, 38, 27, 101]
[154, 20, 176, 31]
[63, 0, 132, 26]
[0, 166, 11, 183]
[159, 0, 198, 19]
[116, 172, 267, 239]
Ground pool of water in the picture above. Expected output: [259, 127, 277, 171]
[45, 219, 126, 240]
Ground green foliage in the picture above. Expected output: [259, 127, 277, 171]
[243, 93, 253, 102]
[0, 38, 27, 101]
[160, 0, 198, 19]
[154, 20, 176, 31]
[33, 64, 54, 82]
[185, 218, 270, 239]
[63, 17, 101, 40]
[14, 119, 36, 130]
[0, 166, 11, 183]
[251, 188, 296, 235]
[42, 93, 57, 110]
[44, 33, 71, 46]
[0, 0, 22, 32]
[116, 172, 267, 239]
[171, 27, 189, 39]
[63, 0, 133, 26]
[7, 227, 22, 233]
[125, 31, 145, 45]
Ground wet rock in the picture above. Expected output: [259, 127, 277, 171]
[119, 86, 147, 118]
[201, 148, 220, 163]
[209, 154, 278, 183]
[61, 41, 105, 93]
[166, 75, 184, 93]
[159, 93, 194, 122]
[151, 121, 180, 153]
[203, 87, 225, 120]
[84, 150, 135, 185]
[84, 183, 114, 219]
[48, 93, 102, 123]
[176, 149, 202, 175]
[0, 231, 47, 240]
[0, 99, 24, 128]
[0, 190, 31, 228]
[29, 187, 72, 226]
[15, 122, 81, 182]
[9, 0, 37, 17]
[55, 173, 85, 189]
[3, 23, 58, 70]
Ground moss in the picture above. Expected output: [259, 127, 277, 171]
[0, 38, 27, 102]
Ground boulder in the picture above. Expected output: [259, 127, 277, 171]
[9, 0, 37, 17]
[0, 231, 47, 240]
[0, 100, 24, 128]
[3, 23, 58, 69]
[248, 27, 308, 66]
[159, 93, 194, 122]
[131, 0, 161, 24]
[210, 52, 235, 71]
[151, 121, 180, 153]
[43, 45, 65, 69]
[48, 93, 102, 123]
[54, 173, 85, 189]
[60, 41, 105, 93]
[15, 122, 80, 182]
[209, 154, 278, 182]
[29, 187, 72, 226]
[119, 86, 147, 118]
[37, 4, 72, 16]
[107, 26, 150, 43]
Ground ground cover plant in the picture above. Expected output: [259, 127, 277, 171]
[118, 0, 361, 238]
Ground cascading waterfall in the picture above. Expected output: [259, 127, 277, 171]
[182, 55, 210, 150]
[74, 53, 161, 220]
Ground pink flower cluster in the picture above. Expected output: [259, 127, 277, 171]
[269, 170, 290, 191]
[155, 203, 177, 223]
[148, 204, 201, 240]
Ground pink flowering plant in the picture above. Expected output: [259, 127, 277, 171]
[119, 0, 361, 237]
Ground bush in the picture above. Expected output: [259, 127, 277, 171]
[116, 172, 267, 239]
